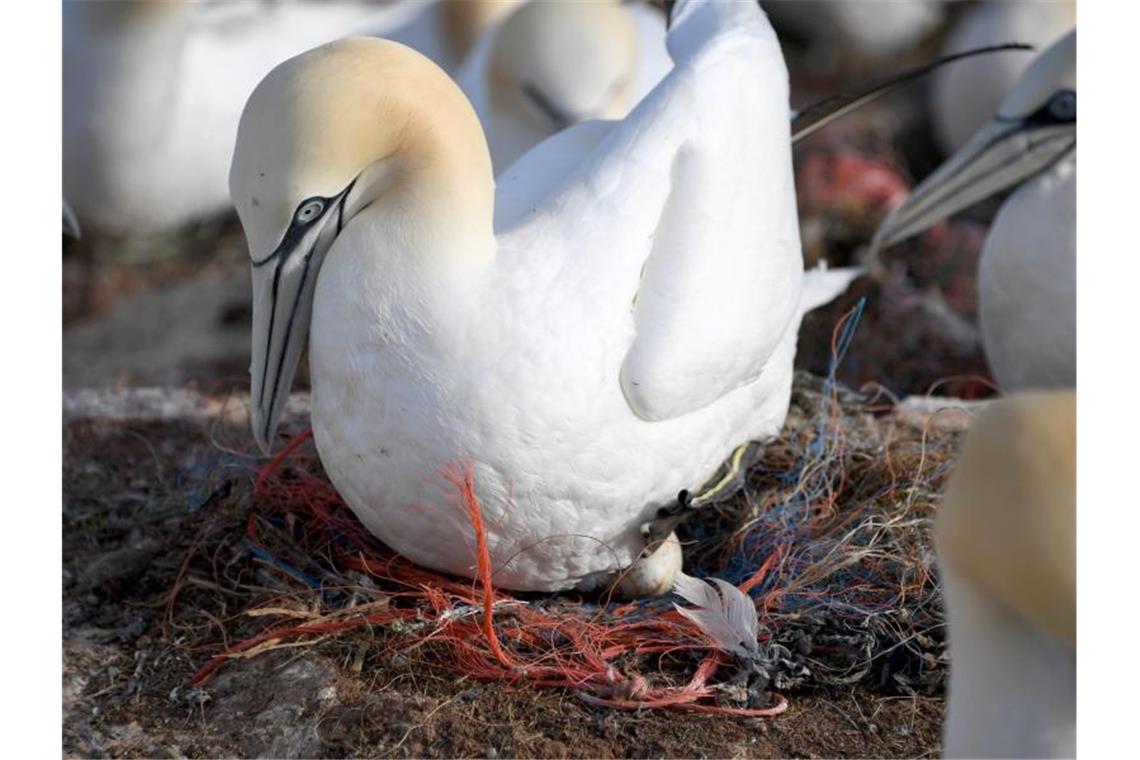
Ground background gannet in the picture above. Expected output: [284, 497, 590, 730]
[872, 30, 1076, 391]
[937, 391, 1075, 757]
[930, 0, 1076, 154]
[456, 0, 670, 173]
[62, 0, 513, 238]
[231, 0, 853, 594]
[394, 0, 523, 74]
[763, 0, 945, 67]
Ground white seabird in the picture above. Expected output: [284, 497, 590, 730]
[937, 391, 1075, 758]
[230, 0, 855, 594]
[62, 0, 511, 238]
[873, 30, 1076, 392]
[456, 0, 671, 173]
[930, 0, 1075, 154]
[763, 0, 946, 64]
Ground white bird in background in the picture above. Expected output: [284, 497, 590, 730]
[230, 0, 857, 595]
[930, 0, 1075, 155]
[457, 0, 671, 173]
[873, 30, 1076, 392]
[936, 391, 1075, 758]
[762, 0, 946, 64]
[62, 0, 516, 238]
[384, 0, 523, 75]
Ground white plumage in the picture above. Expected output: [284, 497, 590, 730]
[63, 0, 427, 237]
[672, 574, 760, 660]
[763, 0, 945, 61]
[456, 0, 671, 173]
[231, 0, 855, 593]
[978, 156, 1075, 390]
[937, 392, 1075, 758]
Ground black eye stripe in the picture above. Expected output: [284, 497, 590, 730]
[1000, 89, 1076, 128]
[1047, 90, 1076, 121]
[295, 197, 326, 224]
[250, 180, 357, 268]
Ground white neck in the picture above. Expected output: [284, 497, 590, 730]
[941, 569, 1075, 758]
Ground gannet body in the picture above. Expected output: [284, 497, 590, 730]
[456, 0, 670, 173]
[937, 391, 1075, 757]
[874, 31, 1076, 392]
[931, 0, 1075, 154]
[62, 0, 512, 238]
[978, 155, 1075, 390]
[232, 1, 851, 593]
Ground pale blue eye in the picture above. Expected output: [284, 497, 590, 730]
[295, 199, 325, 224]
[1048, 91, 1076, 122]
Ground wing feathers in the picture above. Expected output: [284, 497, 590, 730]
[673, 573, 759, 659]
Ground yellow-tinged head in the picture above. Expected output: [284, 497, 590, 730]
[229, 36, 494, 454]
[489, 0, 637, 132]
[937, 391, 1076, 647]
[440, 0, 523, 65]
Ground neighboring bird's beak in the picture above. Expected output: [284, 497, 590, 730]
[871, 110, 1075, 254]
[63, 200, 81, 239]
[248, 189, 350, 454]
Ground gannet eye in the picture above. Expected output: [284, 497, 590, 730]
[1047, 90, 1076, 122]
[295, 199, 326, 225]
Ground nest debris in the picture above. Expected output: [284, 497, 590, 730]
[163, 306, 967, 715]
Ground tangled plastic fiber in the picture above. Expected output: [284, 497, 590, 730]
[177, 299, 961, 713]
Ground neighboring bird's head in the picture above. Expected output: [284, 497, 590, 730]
[489, 0, 637, 134]
[439, 0, 523, 66]
[937, 391, 1076, 648]
[872, 29, 1076, 253]
[230, 37, 492, 454]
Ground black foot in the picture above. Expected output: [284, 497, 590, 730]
[640, 489, 695, 542]
[639, 440, 764, 542]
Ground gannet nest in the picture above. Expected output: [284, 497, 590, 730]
[167, 309, 966, 716]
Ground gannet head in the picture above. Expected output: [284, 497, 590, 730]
[872, 29, 1076, 252]
[938, 392, 1076, 647]
[937, 391, 1075, 756]
[439, 0, 522, 66]
[230, 36, 492, 454]
[488, 0, 637, 134]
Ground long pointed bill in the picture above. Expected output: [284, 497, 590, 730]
[871, 116, 1075, 254]
[249, 191, 349, 454]
[63, 199, 81, 239]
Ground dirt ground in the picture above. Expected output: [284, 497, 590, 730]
[62, 388, 953, 759]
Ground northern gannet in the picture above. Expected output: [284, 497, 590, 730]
[937, 391, 1075, 757]
[62, 0, 511, 238]
[873, 30, 1076, 391]
[930, 0, 1075, 154]
[394, 1, 523, 75]
[456, 0, 671, 173]
[231, 0, 854, 594]
[763, 0, 945, 65]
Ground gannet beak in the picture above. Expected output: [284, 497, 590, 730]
[249, 183, 353, 454]
[872, 100, 1075, 253]
[63, 200, 81, 239]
